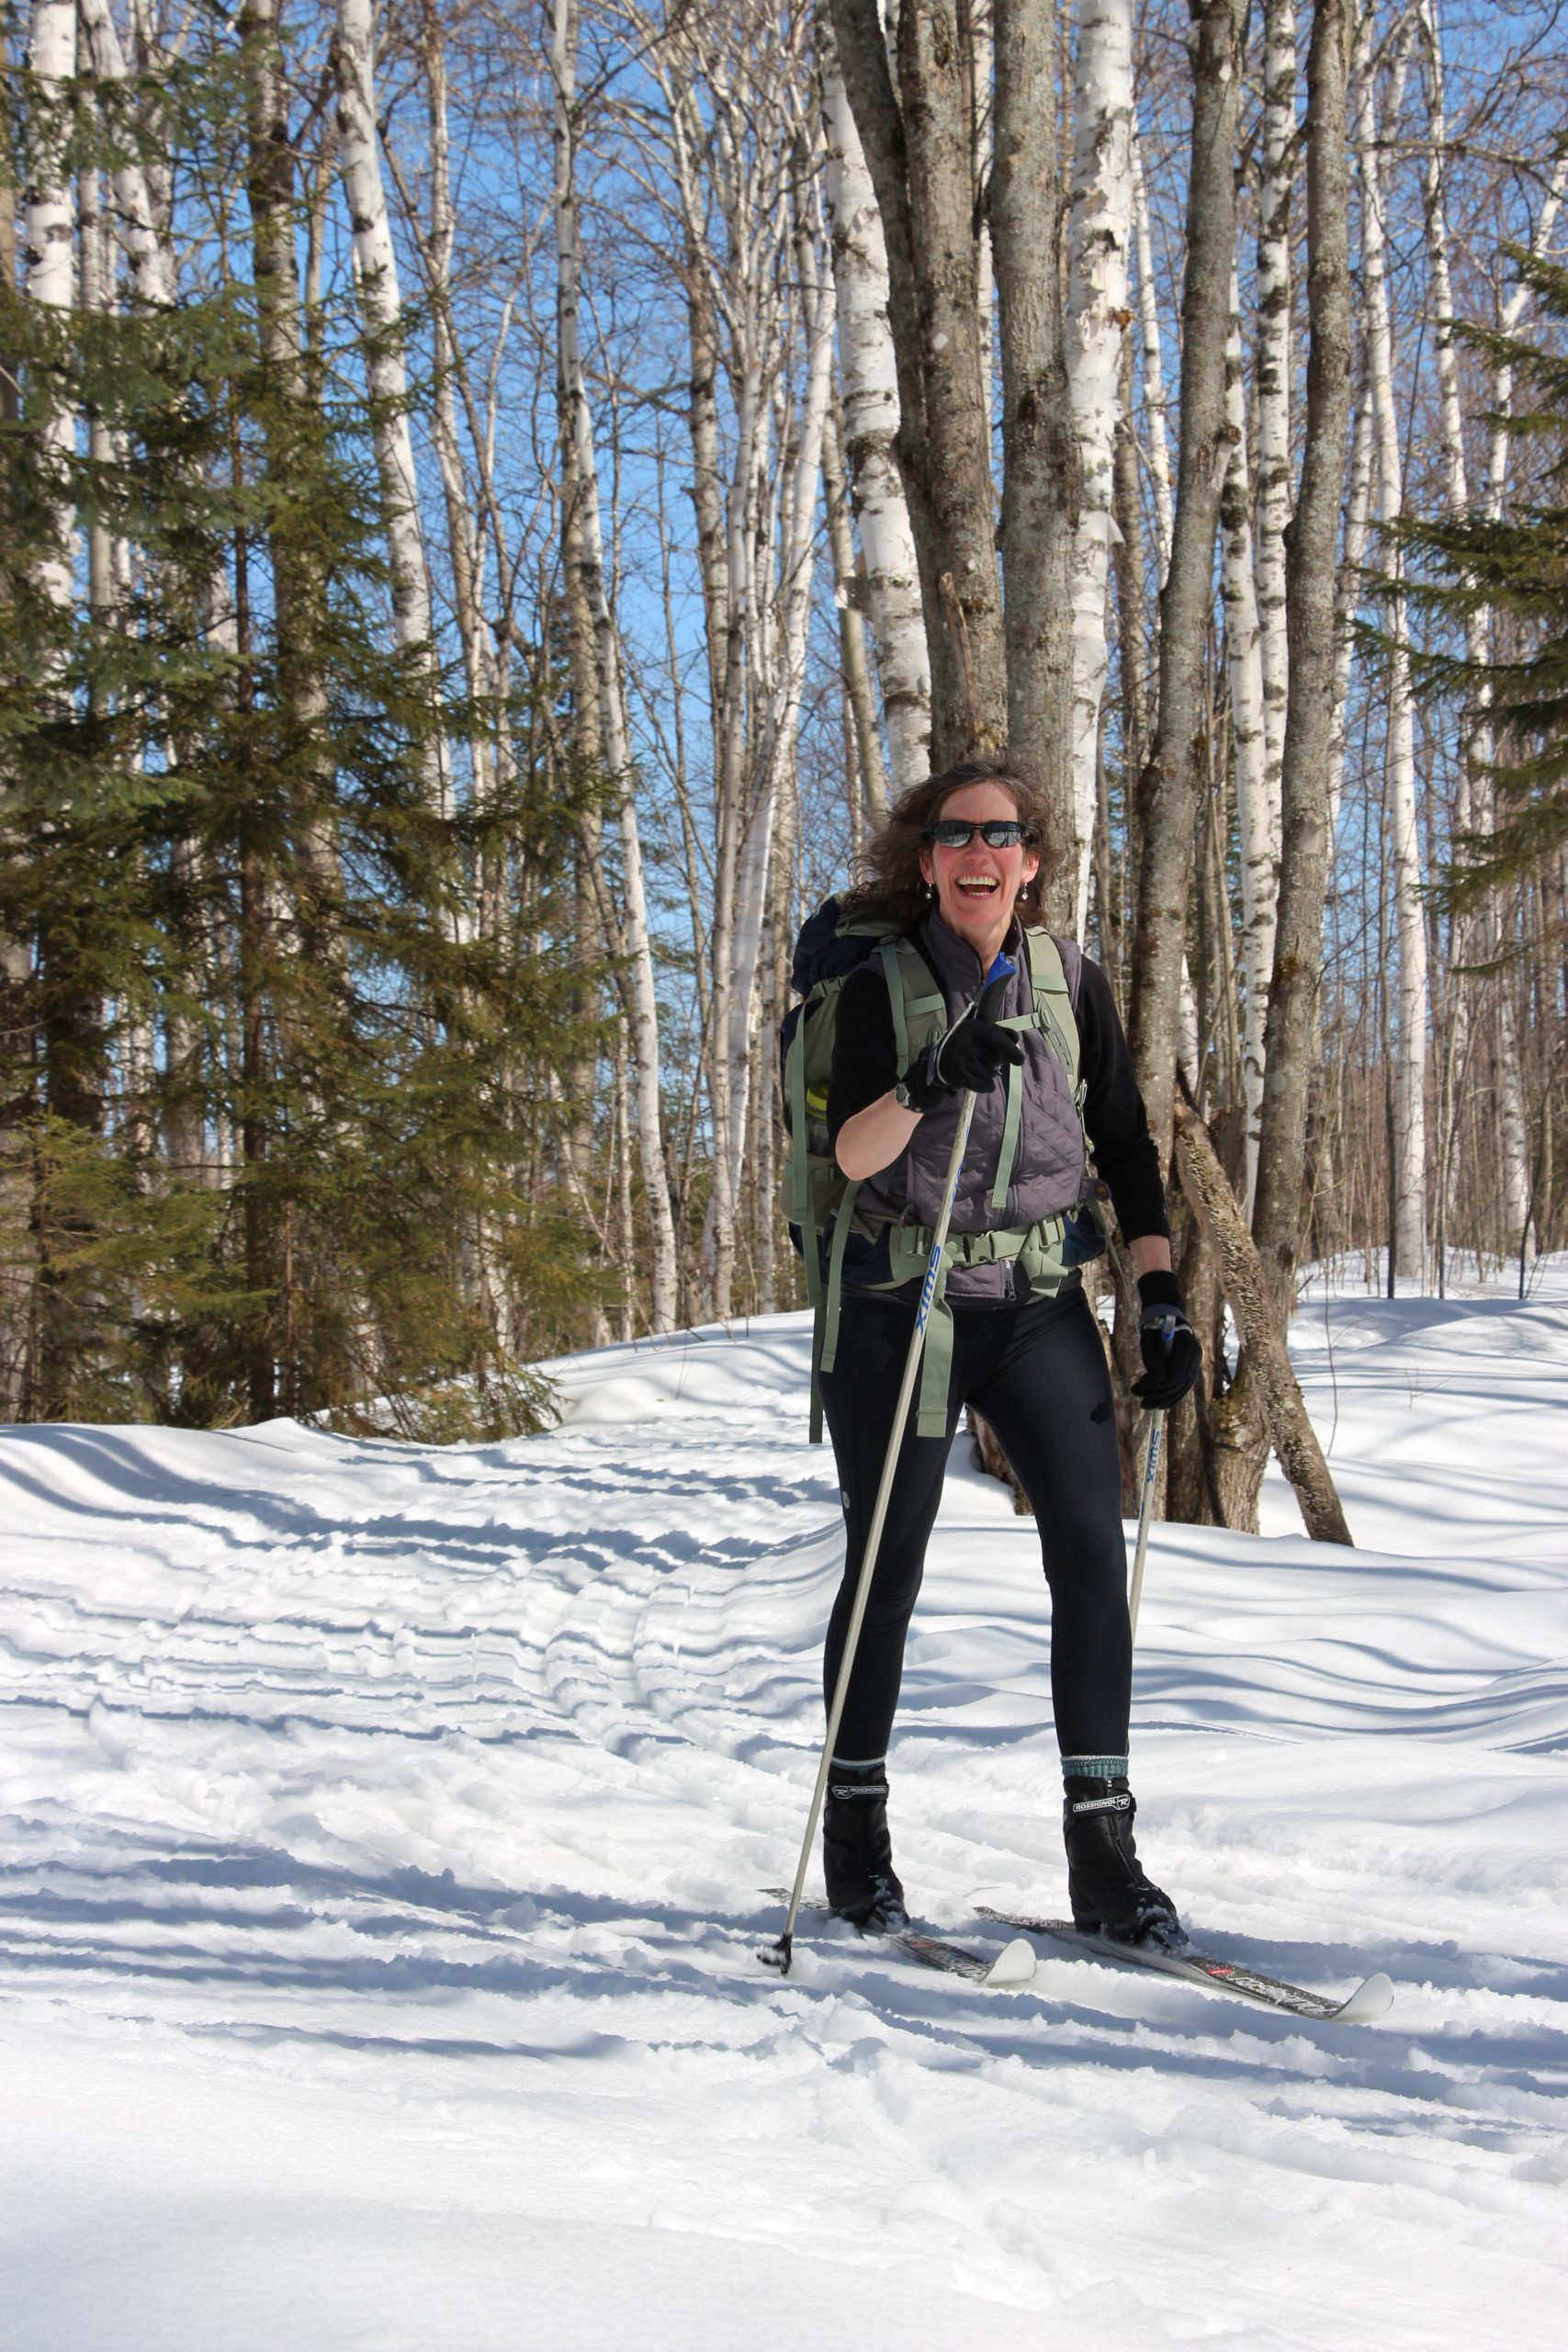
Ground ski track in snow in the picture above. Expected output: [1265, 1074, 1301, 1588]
[2, 1275, 1566, 2348]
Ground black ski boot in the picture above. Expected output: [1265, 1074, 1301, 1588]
[823, 1760, 908, 1930]
[1063, 1774, 1185, 1949]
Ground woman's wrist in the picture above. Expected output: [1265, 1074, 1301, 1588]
[1135, 1268, 1184, 1311]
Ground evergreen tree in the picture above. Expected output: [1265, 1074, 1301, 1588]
[1386, 246, 1568, 908]
[0, 34, 613, 1431]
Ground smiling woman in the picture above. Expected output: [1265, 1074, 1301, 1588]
[803, 753, 1203, 1946]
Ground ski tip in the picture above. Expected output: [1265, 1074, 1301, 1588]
[983, 1935, 1037, 1989]
[1335, 1969, 1394, 2024]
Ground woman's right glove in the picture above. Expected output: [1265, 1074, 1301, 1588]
[1131, 1270, 1202, 1410]
[898, 995, 1023, 1112]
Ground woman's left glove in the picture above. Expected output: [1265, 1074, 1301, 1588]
[1131, 1270, 1202, 1410]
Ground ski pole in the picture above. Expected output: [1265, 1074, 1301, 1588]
[1127, 1310, 1177, 1646]
[761, 973, 1009, 1976]
[1127, 1406, 1164, 1647]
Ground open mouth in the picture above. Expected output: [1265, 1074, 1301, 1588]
[955, 875, 1001, 897]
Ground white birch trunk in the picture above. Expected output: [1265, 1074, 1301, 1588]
[972, 2, 996, 469]
[819, 25, 931, 793]
[1476, 144, 1566, 1252]
[702, 324, 766, 1316]
[1130, 125, 1174, 582]
[1220, 270, 1275, 1216]
[1065, 0, 1134, 935]
[1487, 156, 1567, 512]
[333, 0, 435, 673]
[1327, 372, 1373, 840]
[1255, 0, 1294, 923]
[552, 0, 679, 1332]
[722, 226, 836, 1187]
[1357, 23, 1427, 1290]
[25, 0, 76, 615]
[77, 0, 175, 310]
[1179, 959, 1201, 1097]
[418, 3, 495, 842]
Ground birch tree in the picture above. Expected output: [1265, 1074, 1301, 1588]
[1064, 0, 1134, 933]
[1255, 0, 1294, 843]
[1356, 10, 1428, 1289]
[1221, 270, 1276, 1214]
[1421, 0, 1565, 1255]
[1254, 0, 1355, 1317]
[829, 0, 1008, 758]
[551, 0, 680, 1331]
[818, 12, 931, 795]
[716, 198, 836, 1246]
[991, 0, 1077, 892]
[333, 0, 448, 817]
[1126, 0, 1247, 1164]
[24, 0, 75, 618]
[1130, 126, 1174, 581]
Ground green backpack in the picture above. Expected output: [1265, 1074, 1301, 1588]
[779, 899, 1098, 1442]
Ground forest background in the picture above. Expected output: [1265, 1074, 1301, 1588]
[2, 0, 1565, 1539]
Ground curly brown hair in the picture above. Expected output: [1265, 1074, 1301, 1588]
[840, 752, 1062, 932]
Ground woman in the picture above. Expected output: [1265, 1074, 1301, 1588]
[818, 753, 1201, 1947]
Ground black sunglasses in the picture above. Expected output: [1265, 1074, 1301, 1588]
[925, 818, 1032, 849]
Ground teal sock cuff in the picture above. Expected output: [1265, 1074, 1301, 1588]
[1061, 1753, 1129, 1781]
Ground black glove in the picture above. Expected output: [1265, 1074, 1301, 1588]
[1131, 1270, 1202, 1411]
[899, 978, 1024, 1112]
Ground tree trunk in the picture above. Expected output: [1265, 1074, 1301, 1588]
[1175, 1098, 1351, 1544]
[829, 0, 1006, 761]
[1125, 0, 1246, 1169]
[821, 404, 890, 825]
[242, 0, 338, 937]
[333, 0, 449, 814]
[25, 0, 76, 616]
[78, 0, 175, 309]
[1220, 267, 1277, 1217]
[1253, 0, 1354, 1319]
[1130, 126, 1174, 582]
[550, 0, 679, 1332]
[1355, 14, 1427, 1291]
[991, 0, 1076, 896]
[819, 13, 931, 795]
[1255, 0, 1294, 922]
[720, 216, 835, 1206]
[1063, 0, 1134, 935]
[1481, 154, 1566, 1252]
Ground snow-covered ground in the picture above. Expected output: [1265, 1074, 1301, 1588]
[3, 1266, 1566, 2350]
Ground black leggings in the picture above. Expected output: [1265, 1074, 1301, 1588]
[818, 1283, 1131, 1762]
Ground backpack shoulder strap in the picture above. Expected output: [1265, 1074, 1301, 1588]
[876, 935, 946, 1069]
[1021, 928, 1082, 1091]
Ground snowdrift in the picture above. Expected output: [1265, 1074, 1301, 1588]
[2, 1270, 1565, 2348]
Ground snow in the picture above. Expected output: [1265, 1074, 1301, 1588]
[2, 1265, 1566, 2349]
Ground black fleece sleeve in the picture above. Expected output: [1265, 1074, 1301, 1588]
[825, 963, 899, 1145]
[1075, 956, 1170, 1243]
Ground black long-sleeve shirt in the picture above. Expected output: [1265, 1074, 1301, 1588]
[826, 947, 1169, 1245]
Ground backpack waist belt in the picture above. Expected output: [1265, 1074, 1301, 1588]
[818, 1205, 1082, 1440]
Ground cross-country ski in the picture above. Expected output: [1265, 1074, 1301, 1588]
[976, 1908, 1395, 2023]
[761, 1891, 1036, 1987]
